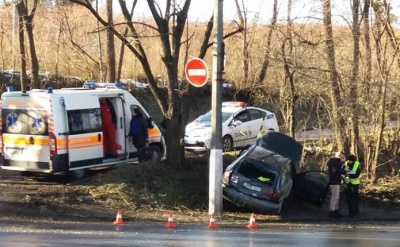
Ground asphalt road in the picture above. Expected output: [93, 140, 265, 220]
[1, 221, 400, 247]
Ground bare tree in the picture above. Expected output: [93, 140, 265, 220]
[105, 0, 116, 82]
[234, 0, 249, 85]
[368, 0, 399, 182]
[256, 0, 278, 85]
[16, 1, 28, 90]
[280, 0, 297, 137]
[67, 0, 196, 167]
[321, 0, 348, 153]
[361, 0, 373, 175]
[348, 0, 361, 156]
[96, 0, 104, 81]
[67, 0, 246, 166]
[116, 0, 137, 82]
[15, 0, 40, 89]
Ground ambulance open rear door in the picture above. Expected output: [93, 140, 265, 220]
[64, 96, 104, 171]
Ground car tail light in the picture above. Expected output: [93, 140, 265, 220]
[223, 170, 232, 185]
[49, 132, 57, 155]
[264, 188, 280, 199]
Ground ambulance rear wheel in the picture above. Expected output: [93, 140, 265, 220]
[69, 169, 86, 179]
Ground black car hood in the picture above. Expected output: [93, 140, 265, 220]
[256, 131, 303, 173]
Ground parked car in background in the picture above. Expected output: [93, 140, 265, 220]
[184, 102, 279, 152]
[222, 132, 329, 214]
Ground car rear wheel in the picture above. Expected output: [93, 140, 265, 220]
[222, 135, 233, 152]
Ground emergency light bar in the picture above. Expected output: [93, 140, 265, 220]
[83, 82, 125, 89]
[222, 101, 247, 108]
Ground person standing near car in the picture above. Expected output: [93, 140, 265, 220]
[344, 154, 362, 218]
[327, 151, 346, 219]
[128, 107, 148, 162]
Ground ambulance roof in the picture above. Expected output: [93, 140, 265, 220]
[2, 82, 127, 97]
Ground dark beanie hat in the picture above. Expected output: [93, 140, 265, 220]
[347, 154, 357, 162]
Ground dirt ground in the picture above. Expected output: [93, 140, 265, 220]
[1, 161, 400, 226]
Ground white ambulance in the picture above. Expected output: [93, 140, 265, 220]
[0, 82, 166, 178]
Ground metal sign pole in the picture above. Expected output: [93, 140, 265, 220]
[209, 0, 223, 215]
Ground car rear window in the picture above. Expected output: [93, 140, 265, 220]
[237, 158, 277, 184]
[2, 109, 48, 135]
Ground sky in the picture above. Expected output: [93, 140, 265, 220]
[107, 0, 400, 27]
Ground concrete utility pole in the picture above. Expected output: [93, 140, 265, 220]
[209, 0, 223, 215]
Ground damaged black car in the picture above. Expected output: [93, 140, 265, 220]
[222, 131, 329, 214]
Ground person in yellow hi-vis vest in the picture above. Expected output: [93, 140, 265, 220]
[343, 154, 361, 218]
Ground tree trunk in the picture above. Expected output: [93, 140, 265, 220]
[281, 0, 296, 136]
[257, 0, 277, 85]
[362, 0, 372, 179]
[164, 110, 185, 168]
[321, 0, 348, 153]
[371, 0, 386, 183]
[106, 0, 116, 82]
[363, 1, 372, 98]
[25, 18, 40, 89]
[95, 0, 104, 81]
[349, 0, 361, 156]
[16, 1, 28, 90]
[234, 0, 249, 86]
[17, 0, 40, 89]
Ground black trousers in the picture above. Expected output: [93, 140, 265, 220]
[345, 183, 359, 216]
[135, 144, 145, 162]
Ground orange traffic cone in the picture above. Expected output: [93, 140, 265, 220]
[247, 213, 257, 229]
[165, 212, 176, 228]
[113, 209, 124, 225]
[207, 214, 217, 229]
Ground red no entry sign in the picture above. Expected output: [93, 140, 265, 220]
[185, 58, 209, 87]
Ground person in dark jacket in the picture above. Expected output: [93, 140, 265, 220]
[327, 151, 346, 219]
[128, 107, 148, 162]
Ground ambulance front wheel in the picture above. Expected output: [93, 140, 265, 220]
[150, 145, 162, 162]
[69, 169, 86, 179]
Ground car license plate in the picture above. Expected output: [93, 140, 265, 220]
[243, 182, 261, 192]
[6, 147, 23, 155]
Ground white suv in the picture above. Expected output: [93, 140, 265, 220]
[184, 102, 279, 152]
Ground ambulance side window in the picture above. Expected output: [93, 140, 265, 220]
[67, 108, 102, 135]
